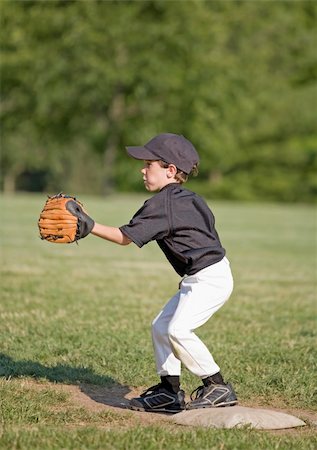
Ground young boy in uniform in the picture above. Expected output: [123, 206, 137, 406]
[79, 133, 238, 413]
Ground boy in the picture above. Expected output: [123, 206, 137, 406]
[78, 133, 238, 413]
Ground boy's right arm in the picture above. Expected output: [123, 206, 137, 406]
[91, 223, 132, 246]
[65, 200, 131, 245]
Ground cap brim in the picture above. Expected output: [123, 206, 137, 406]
[126, 146, 158, 161]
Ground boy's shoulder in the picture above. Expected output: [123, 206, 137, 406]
[149, 183, 204, 201]
[169, 183, 205, 201]
[150, 184, 208, 210]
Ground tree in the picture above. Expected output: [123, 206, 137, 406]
[1, 0, 316, 201]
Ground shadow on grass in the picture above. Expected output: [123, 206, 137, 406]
[0, 353, 131, 409]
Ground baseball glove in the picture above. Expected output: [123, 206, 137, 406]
[38, 193, 94, 244]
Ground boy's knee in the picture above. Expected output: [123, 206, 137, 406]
[168, 322, 186, 341]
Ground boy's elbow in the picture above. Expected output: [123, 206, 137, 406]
[120, 235, 132, 246]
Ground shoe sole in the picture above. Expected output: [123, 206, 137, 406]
[130, 404, 183, 414]
[186, 400, 238, 410]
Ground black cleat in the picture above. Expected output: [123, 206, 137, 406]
[129, 383, 185, 413]
[186, 382, 238, 410]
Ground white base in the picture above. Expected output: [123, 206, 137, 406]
[172, 406, 306, 430]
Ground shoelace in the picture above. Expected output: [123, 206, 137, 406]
[140, 383, 164, 398]
[190, 385, 205, 401]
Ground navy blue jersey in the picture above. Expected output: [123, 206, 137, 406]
[120, 183, 225, 276]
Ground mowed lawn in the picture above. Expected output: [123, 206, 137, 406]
[0, 193, 316, 449]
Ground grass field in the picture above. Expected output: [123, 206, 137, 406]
[0, 193, 316, 449]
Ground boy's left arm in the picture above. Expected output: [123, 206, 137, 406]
[60, 198, 131, 246]
[91, 223, 132, 245]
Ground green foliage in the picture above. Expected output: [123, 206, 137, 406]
[1, 1, 316, 201]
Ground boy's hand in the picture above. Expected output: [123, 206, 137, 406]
[66, 199, 95, 239]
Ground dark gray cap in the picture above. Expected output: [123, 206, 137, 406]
[126, 133, 199, 174]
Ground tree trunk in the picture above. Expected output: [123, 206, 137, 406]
[103, 89, 125, 195]
[3, 172, 16, 194]
[103, 134, 118, 194]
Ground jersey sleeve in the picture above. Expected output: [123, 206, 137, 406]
[119, 196, 169, 247]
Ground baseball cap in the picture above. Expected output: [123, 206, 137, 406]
[126, 133, 199, 174]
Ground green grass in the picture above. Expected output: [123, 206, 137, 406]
[0, 193, 316, 449]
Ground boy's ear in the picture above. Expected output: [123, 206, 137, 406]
[167, 164, 177, 178]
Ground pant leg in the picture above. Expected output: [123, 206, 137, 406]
[168, 257, 234, 378]
[151, 292, 182, 376]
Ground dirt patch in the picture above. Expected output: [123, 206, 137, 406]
[21, 380, 317, 432]
[60, 383, 317, 432]
[55, 383, 172, 428]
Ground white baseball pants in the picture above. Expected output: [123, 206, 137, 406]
[151, 257, 234, 378]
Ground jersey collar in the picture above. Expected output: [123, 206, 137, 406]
[159, 182, 182, 192]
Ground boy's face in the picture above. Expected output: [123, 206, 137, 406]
[141, 160, 177, 192]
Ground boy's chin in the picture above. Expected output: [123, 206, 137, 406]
[144, 183, 155, 192]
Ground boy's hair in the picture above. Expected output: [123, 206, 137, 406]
[158, 160, 199, 184]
